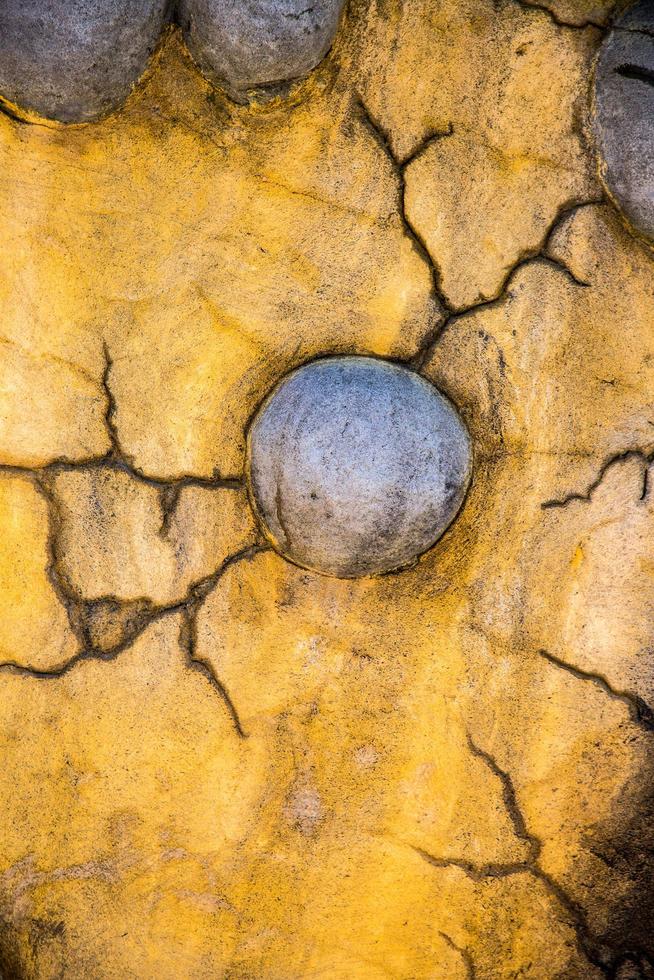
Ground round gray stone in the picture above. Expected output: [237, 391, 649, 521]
[178, 0, 346, 101]
[592, 0, 654, 242]
[0, 0, 169, 123]
[246, 356, 473, 578]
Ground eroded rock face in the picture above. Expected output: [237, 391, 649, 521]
[247, 357, 472, 577]
[178, 0, 346, 100]
[0, 2, 654, 977]
[592, 0, 654, 242]
[0, 0, 169, 122]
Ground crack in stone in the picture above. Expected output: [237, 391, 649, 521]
[416, 732, 634, 974]
[354, 93, 603, 370]
[158, 484, 182, 539]
[178, 608, 247, 739]
[354, 95, 454, 360]
[100, 341, 243, 487]
[509, 0, 607, 31]
[466, 733, 541, 863]
[438, 930, 476, 979]
[539, 649, 654, 733]
[0, 457, 244, 494]
[32, 472, 90, 653]
[541, 449, 653, 510]
[0, 538, 267, 738]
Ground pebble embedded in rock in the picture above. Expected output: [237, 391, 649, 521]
[247, 356, 472, 578]
[178, 0, 346, 101]
[0, 0, 169, 123]
[592, 0, 654, 242]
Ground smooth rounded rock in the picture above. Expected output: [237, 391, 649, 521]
[178, 0, 346, 101]
[246, 357, 473, 578]
[0, 0, 169, 123]
[592, 0, 654, 242]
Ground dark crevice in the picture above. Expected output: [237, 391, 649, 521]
[179, 609, 247, 739]
[539, 649, 654, 733]
[438, 930, 476, 979]
[448, 730, 654, 974]
[354, 95, 604, 371]
[509, 0, 607, 30]
[32, 473, 90, 654]
[158, 484, 182, 538]
[398, 122, 455, 171]
[612, 26, 654, 41]
[466, 733, 541, 863]
[0, 457, 244, 494]
[614, 64, 654, 88]
[101, 341, 122, 461]
[413, 845, 531, 882]
[354, 94, 454, 364]
[541, 449, 653, 509]
[0, 536, 268, 737]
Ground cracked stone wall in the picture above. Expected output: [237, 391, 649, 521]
[1, 1, 653, 977]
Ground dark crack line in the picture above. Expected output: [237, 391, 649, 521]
[158, 484, 182, 539]
[179, 609, 247, 739]
[612, 26, 654, 41]
[0, 457, 244, 494]
[101, 342, 123, 461]
[418, 732, 624, 974]
[0, 100, 55, 129]
[354, 95, 455, 363]
[0, 456, 251, 669]
[32, 472, 90, 652]
[0, 543, 269, 716]
[615, 63, 654, 88]
[509, 0, 606, 30]
[417, 842, 612, 973]
[541, 448, 653, 509]
[466, 733, 541, 862]
[354, 95, 603, 370]
[439, 930, 476, 980]
[539, 649, 654, 733]
[398, 122, 455, 172]
[413, 845, 531, 882]
[0, 339, 234, 489]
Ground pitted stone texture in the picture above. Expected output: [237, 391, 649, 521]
[592, 0, 654, 243]
[0, 0, 169, 123]
[247, 357, 472, 578]
[178, 0, 346, 100]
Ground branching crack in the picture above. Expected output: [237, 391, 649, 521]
[354, 93, 603, 369]
[354, 95, 454, 361]
[0, 533, 267, 738]
[539, 649, 654, 733]
[466, 734, 541, 863]
[415, 733, 620, 974]
[98, 341, 242, 489]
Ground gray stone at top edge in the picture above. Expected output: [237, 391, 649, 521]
[177, 0, 346, 100]
[0, 0, 169, 123]
[247, 356, 473, 579]
[593, 0, 654, 242]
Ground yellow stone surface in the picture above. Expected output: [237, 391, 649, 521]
[0, 473, 78, 671]
[51, 465, 258, 606]
[0, 1, 653, 977]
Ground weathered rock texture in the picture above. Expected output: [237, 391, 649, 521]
[179, 0, 347, 101]
[248, 356, 472, 577]
[0, 0, 653, 977]
[0, 0, 170, 123]
[592, 0, 654, 243]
